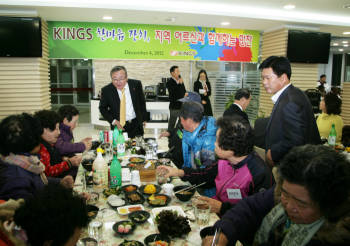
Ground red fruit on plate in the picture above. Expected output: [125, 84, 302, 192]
[118, 224, 124, 233]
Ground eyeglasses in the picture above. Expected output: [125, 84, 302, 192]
[112, 77, 127, 82]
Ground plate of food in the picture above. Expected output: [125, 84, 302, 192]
[122, 184, 138, 193]
[86, 205, 99, 220]
[125, 191, 145, 205]
[103, 187, 121, 197]
[119, 239, 144, 246]
[139, 184, 161, 195]
[147, 194, 171, 207]
[117, 205, 145, 216]
[144, 234, 171, 246]
[129, 157, 145, 164]
[128, 210, 150, 224]
[154, 209, 191, 238]
[112, 220, 136, 236]
[107, 194, 126, 208]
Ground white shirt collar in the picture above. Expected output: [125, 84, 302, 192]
[233, 103, 243, 111]
[271, 83, 291, 104]
[172, 76, 180, 84]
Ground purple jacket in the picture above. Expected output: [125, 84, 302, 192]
[55, 123, 85, 156]
[0, 159, 60, 200]
[213, 154, 273, 205]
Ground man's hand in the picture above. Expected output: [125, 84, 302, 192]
[113, 120, 124, 130]
[202, 233, 228, 246]
[157, 165, 184, 178]
[198, 196, 223, 214]
[60, 175, 74, 189]
[69, 155, 82, 167]
[159, 131, 170, 139]
[266, 149, 274, 168]
[82, 137, 92, 151]
[179, 77, 184, 84]
[202, 100, 207, 105]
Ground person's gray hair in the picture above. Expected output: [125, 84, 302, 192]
[110, 66, 128, 78]
[179, 101, 204, 123]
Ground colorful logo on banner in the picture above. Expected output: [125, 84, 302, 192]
[48, 21, 260, 62]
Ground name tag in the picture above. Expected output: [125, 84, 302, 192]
[227, 189, 242, 200]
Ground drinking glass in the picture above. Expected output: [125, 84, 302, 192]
[88, 220, 103, 242]
[156, 168, 168, 185]
[193, 198, 211, 226]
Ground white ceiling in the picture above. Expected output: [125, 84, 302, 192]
[1, 0, 350, 52]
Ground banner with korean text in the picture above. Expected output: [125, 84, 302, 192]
[48, 21, 260, 62]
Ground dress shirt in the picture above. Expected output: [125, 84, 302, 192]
[271, 83, 291, 104]
[233, 103, 243, 111]
[117, 83, 136, 121]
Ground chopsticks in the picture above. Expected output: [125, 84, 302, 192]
[174, 182, 206, 194]
[211, 228, 221, 246]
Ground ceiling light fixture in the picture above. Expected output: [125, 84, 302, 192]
[343, 31, 350, 35]
[221, 22, 230, 26]
[333, 43, 339, 46]
[165, 17, 176, 22]
[339, 49, 344, 51]
[343, 41, 349, 43]
[283, 4, 296, 10]
[103, 16, 112, 20]
[344, 44, 349, 47]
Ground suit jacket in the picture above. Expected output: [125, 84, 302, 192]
[265, 84, 321, 163]
[223, 103, 249, 122]
[99, 79, 147, 128]
[166, 77, 186, 110]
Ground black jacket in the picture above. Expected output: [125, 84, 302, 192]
[223, 103, 249, 122]
[99, 80, 147, 128]
[166, 77, 186, 110]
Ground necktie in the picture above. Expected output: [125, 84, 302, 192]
[120, 88, 126, 127]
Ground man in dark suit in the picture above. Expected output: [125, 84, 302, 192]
[167, 65, 186, 131]
[260, 56, 321, 167]
[99, 66, 147, 138]
[223, 88, 251, 122]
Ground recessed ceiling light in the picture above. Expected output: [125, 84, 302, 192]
[103, 16, 112, 20]
[333, 43, 339, 46]
[343, 31, 350, 35]
[344, 44, 349, 47]
[221, 22, 230, 26]
[284, 4, 296, 10]
[165, 17, 176, 22]
[339, 49, 344, 51]
[342, 41, 349, 43]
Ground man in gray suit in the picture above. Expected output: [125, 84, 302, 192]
[259, 56, 320, 167]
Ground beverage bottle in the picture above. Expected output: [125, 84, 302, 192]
[112, 127, 119, 149]
[110, 154, 122, 188]
[328, 123, 337, 147]
[92, 148, 108, 190]
[117, 129, 125, 157]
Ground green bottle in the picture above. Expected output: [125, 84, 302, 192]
[117, 129, 125, 157]
[110, 154, 122, 188]
[328, 124, 336, 147]
[112, 127, 119, 149]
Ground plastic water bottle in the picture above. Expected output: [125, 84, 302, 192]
[328, 123, 337, 147]
[110, 154, 122, 188]
[117, 129, 125, 157]
[92, 148, 108, 190]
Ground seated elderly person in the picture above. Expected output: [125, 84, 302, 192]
[34, 110, 81, 178]
[202, 144, 350, 246]
[159, 117, 273, 215]
[159, 92, 202, 168]
[0, 184, 88, 246]
[0, 113, 73, 200]
[317, 93, 343, 143]
[178, 101, 217, 197]
[55, 105, 92, 156]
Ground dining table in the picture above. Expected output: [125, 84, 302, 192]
[74, 151, 220, 246]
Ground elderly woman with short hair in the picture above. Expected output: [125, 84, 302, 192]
[202, 144, 350, 246]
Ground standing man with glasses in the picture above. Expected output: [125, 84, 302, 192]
[99, 66, 147, 138]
